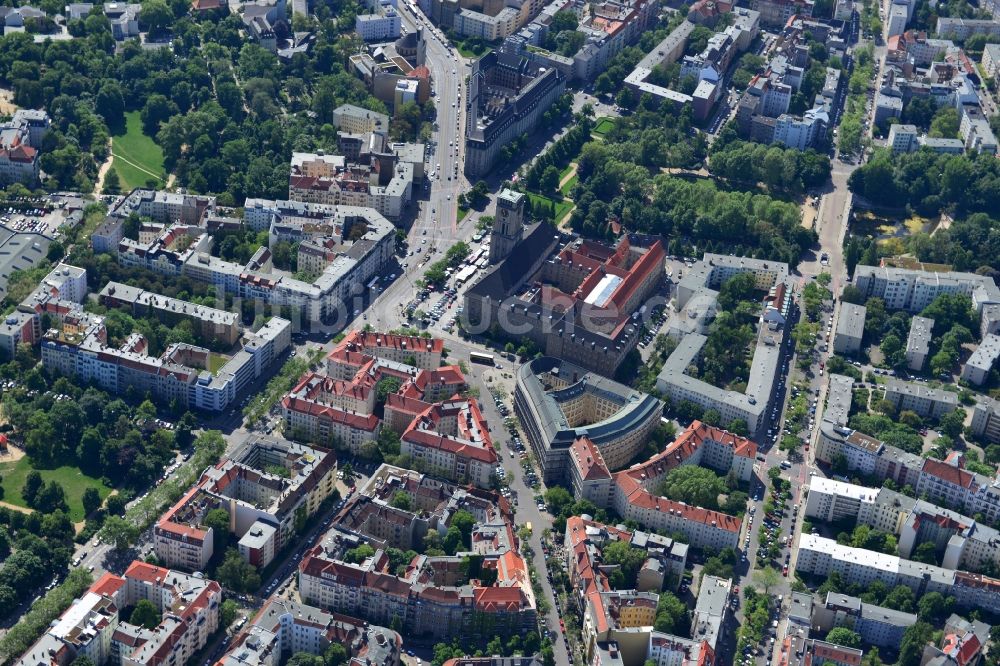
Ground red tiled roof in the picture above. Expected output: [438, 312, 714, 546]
[617, 480, 742, 533]
[124, 561, 173, 584]
[473, 586, 525, 611]
[385, 392, 431, 416]
[607, 240, 665, 313]
[90, 572, 125, 597]
[618, 420, 756, 487]
[281, 395, 380, 431]
[955, 570, 1000, 592]
[156, 485, 208, 542]
[956, 633, 982, 666]
[402, 428, 498, 463]
[589, 591, 609, 634]
[922, 458, 975, 489]
[4, 144, 36, 162]
[570, 436, 611, 481]
[810, 641, 861, 666]
[401, 400, 497, 464]
[413, 365, 466, 392]
[335, 330, 443, 357]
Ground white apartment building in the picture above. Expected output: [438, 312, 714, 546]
[823, 374, 854, 426]
[659, 256, 792, 441]
[676, 254, 790, 307]
[853, 265, 1000, 314]
[960, 105, 999, 155]
[887, 123, 919, 153]
[796, 534, 1000, 615]
[656, 332, 783, 441]
[804, 477, 878, 523]
[887, 3, 907, 36]
[217, 598, 400, 666]
[332, 104, 390, 134]
[962, 334, 1000, 386]
[972, 397, 1000, 445]
[905, 315, 933, 371]
[833, 302, 866, 355]
[803, 476, 1000, 574]
[453, 6, 519, 40]
[356, 7, 402, 40]
[983, 43, 1000, 79]
[816, 423, 924, 485]
[772, 106, 828, 150]
[796, 534, 953, 594]
[818, 421, 1000, 525]
[936, 16, 1000, 39]
[883, 378, 959, 418]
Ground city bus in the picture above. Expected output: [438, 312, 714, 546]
[470, 351, 495, 366]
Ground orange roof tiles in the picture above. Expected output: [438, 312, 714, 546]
[413, 365, 466, 391]
[90, 572, 126, 597]
[570, 436, 612, 481]
[281, 394, 380, 430]
[335, 330, 444, 357]
[810, 642, 861, 666]
[156, 486, 209, 542]
[618, 480, 742, 532]
[402, 400, 497, 464]
[473, 586, 525, 611]
[922, 458, 975, 489]
[609, 421, 750, 534]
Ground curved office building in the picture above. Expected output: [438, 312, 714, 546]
[514, 356, 663, 484]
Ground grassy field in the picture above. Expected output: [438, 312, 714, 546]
[526, 192, 573, 225]
[592, 117, 615, 137]
[111, 111, 166, 190]
[208, 352, 229, 375]
[0, 458, 112, 522]
[560, 173, 578, 198]
[452, 37, 498, 59]
[457, 206, 469, 223]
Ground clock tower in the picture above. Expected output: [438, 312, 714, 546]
[488, 188, 526, 264]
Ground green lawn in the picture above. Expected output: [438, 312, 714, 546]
[452, 37, 498, 59]
[559, 163, 575, 180]
[0, 457, 112, 522]
[111, 111, 167, 190]
[457, 206, 469, 223]
[526, 192, 573, 225]
[592, 117, 615, 137]
[208, 352, 229, 375]
[560, 173, 578, 198]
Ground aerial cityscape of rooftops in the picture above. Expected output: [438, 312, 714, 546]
[4, 0, 1000, 664]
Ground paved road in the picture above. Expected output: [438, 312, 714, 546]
[361, 1, 493, 332]
[464, 352, 575, 666]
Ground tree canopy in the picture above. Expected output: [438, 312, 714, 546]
[129, 599, 161, 630]
[658, 464, 726, 511]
